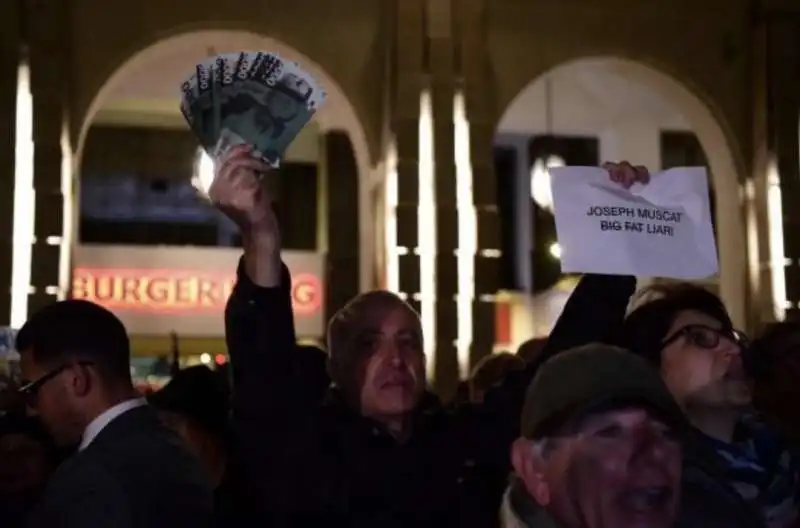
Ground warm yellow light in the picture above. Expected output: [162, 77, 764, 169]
[549, 242, 561, 259]
[58, 124, 74, 300]
[454, 91, 476, 380]
[11, 63, 35, 327]
[418, 90, 437, 378]
[767, 159, 788, 320]
[192, 150, 215, 197]
[384, 142, 400, 293]
[530, 155, 564, 211]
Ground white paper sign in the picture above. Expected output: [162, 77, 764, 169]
[548, 166, 718, 279]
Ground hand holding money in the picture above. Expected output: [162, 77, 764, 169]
[210, 145, 282, 287]
[209, 144, 279, 244]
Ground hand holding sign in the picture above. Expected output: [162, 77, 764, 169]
[549, 163, 717, 279]
[602, 161, 650, 188]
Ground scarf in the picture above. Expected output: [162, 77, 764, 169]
[699, 417, 800, 528]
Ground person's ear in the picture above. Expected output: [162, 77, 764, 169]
[511, 436, 551, 506]
[70, 364, 92, 398]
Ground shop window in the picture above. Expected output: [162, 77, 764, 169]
[528, 135, 599, 294]
[80, 125, 319, 250]
[659, 131, 718, 237]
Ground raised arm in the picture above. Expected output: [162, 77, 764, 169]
[461, 161, 647, 469]
[210, 144, 298, 416]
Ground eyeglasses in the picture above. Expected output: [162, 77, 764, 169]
[18, 361, 93, 407]
[661, 324, 748, 351]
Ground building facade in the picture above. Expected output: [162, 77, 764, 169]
[0, 0, 798, 395]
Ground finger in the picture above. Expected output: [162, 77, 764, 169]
[633, 165, 650, 184]
[216, 151, 249, 183]
[228, 158, 271, 185]
[616, 161, 638, 186]
[602, 162, 619, 181]
[217, 152, 264, 184]
[215, 144, 251, 170]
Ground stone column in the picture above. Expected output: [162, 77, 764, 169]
[762, 13, 800, 321]
[392, 1, 424, 325]
[26, 0, 71, 316]
[0, 0, 22, 325]
[456, 0, 501, 369]
[323, 130, 360, 321]
[426, 0, 459, 397]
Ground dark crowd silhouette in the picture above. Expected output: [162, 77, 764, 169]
[2, 154, 800, 527]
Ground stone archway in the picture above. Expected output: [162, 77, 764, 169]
[74, 29, 376, 293]
[495, 56, 746, 328]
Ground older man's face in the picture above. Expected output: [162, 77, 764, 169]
[513, 407, 682, 528]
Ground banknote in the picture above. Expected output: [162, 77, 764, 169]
[180, 51, 327, 168]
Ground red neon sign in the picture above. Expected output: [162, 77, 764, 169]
[71, 267, 323, 316]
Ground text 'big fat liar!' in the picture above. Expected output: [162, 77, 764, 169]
[586, 206, 683, 237]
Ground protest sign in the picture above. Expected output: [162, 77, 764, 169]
[548, 166, 718, 279]
[180, 51, 327, 169]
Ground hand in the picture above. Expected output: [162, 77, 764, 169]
[208, 144, 278, 243]
[602, 160, 650, 189]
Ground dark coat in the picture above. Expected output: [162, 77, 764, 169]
[28, 405, 214, 528]
[226, 262, 541, 527]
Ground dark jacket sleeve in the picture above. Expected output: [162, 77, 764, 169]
[226, 257, 298, 422]
[225, 258, 326, 516]
[465, 273, 637, 469]
[530, 273, 637, 371]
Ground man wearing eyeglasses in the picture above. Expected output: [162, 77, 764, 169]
[16, 299, 214, 528]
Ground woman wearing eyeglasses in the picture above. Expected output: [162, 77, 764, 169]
[525, 161, 771, 527]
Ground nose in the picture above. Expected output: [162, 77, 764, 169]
[631, 425, 673, 463]
[387, 345, 405, 366]
[718, 334, 742, 357]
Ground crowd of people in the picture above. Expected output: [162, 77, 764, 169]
[1, 151, 799, 527]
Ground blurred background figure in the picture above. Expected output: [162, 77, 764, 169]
[748, 321, 800, 442]
[468, 352, 525, 404]
[148, 365, 230, 485]
[515, 338, 548, 364]
[0, 413, 59, 527]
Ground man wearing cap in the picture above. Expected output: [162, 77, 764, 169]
[503, 343, 684, 528]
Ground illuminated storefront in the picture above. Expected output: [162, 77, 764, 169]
[71, 244, 325, 358]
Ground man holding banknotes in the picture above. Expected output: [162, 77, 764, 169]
[214, 135, 563, 526]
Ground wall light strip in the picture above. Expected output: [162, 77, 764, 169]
[453, 91, 477, 380]
[58, 124, 74, 300]
[10, 62, 35, 326]
[418, 90, 437, 378]
[384, 141, 400, 293]
[767, 159, 788, 320]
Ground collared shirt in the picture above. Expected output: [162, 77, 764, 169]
[78, 398, 147, 451]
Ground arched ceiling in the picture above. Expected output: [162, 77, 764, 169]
[94, 31, 351, 133]
[497, 60, 691, 136]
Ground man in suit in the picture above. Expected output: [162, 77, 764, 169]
[17, 299, 214, 528]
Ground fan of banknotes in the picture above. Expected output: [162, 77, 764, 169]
[180, 51, 327, 174]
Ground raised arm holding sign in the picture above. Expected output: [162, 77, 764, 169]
[550, 161, 718, 279]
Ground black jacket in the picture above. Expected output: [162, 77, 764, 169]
[28, 405, 214, 528]
[226, 262, 540, 527]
